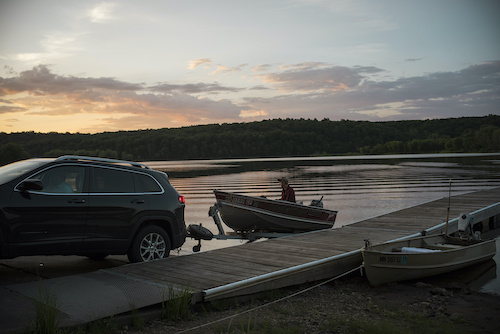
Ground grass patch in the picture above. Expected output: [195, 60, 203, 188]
[161, 285, 192, 321]
[28, 283, 60, 334]
[131, 307, 145, 330]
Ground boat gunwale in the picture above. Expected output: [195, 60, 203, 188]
[213, 189, 338, 215]
[362, 234, 494, 253]
[364, 249, 496, 270]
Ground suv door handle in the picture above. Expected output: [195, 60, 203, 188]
[131, 199, 145, 204]
[68, 198, 86, 204]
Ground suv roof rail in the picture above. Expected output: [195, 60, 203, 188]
[55, 155, 152, 169]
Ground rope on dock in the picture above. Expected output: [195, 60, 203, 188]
[175, 265, 363, 334]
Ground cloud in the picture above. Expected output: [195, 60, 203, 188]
[258, 64, 385, 92]
[1, 118, 18, 128]
[71, 91, 242, 132]
[0, 105, 25, 114]
[188, 58, 213, 70]
[88, 2, 118, 23]
[244, 61, 500, 121]
[91, 91, 240, 120]
[148, 82, 241, 94]
[211, 64, 248, 76]
[353, 65, 385, 74]
[4, 30, 84, 66]
[249, 85, 270, 91]
[1, 61, 498, 133]
[368, 61, 500, 103]
[252, 64, 273, 72]
[0, 64, 242, 131]
[278, 62, 330, 71]
[0, 65, 142, 97]
[2, 66, 16, 76]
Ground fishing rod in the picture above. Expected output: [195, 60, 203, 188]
[445, 179, 451, 235]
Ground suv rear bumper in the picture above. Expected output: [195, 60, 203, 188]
[172, 226, 187, 249]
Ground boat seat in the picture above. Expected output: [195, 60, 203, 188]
[401, 247, 441, 254]
[391, 247, 441, 253]
[429, 244, 463, 250]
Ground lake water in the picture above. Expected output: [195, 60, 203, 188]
[147, 153, 500, 294]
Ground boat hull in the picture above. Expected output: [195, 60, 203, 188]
[214, 190, 337, 233]
[362, 234, 496, 286]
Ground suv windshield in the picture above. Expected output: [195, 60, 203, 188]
[0, 159, 53, 185]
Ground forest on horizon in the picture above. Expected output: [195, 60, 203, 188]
[1, 115, 500, 166]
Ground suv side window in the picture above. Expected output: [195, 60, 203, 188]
[34, 165, 86, 193]
[91, 167, 135, 193]
[135, 173, 162, 193]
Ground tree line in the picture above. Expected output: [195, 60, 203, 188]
[1, 115, 499, 166]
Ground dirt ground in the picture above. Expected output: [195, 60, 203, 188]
[121, 272, 500, 334]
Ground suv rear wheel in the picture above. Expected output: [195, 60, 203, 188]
[128, 225, 171, 262]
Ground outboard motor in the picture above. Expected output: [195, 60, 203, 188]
[310, 196, 324, 208]
[457, 213, 481, 241]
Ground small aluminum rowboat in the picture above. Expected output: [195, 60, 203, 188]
[362, 234, 496, 286]
[214, 189, 338, 233]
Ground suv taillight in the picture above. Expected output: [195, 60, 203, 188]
[178, 195, 185, 204]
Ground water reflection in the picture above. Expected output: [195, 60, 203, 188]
[158, 153, 500, 294]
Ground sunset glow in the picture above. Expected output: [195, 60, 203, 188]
[1, 1, 499, 134]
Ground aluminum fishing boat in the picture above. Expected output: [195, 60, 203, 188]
[213, 189, 338, 233]
[362, 211, 497, 286]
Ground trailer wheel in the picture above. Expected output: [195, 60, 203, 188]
[188, 224, 213, 240]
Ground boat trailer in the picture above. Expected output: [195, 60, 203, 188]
[187, 203, 296, 252]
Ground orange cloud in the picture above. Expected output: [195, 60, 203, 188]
[0, 65, 243, 133]
[188, 58, 213, 70]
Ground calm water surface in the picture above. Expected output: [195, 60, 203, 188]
[148, 153, 500, 294]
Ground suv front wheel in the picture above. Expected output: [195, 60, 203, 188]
[128, 225, 171, 262]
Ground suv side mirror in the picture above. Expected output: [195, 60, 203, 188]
[18, 179, 44, 192]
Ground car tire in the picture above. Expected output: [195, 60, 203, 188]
[128, 225, 171, 263]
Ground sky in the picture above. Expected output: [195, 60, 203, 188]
[0, 0, 499, 134]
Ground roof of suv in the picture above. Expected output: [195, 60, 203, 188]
[1, 156, 161, 185]
[55, 156, 152, 170]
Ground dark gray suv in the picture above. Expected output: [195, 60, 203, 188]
[0, 156, 187, 262]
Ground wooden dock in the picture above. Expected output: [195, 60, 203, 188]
[106, 187, 500, 303]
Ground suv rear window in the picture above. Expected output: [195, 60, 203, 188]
[92, 167, 135, 193]
[135, 173, 162, 193]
